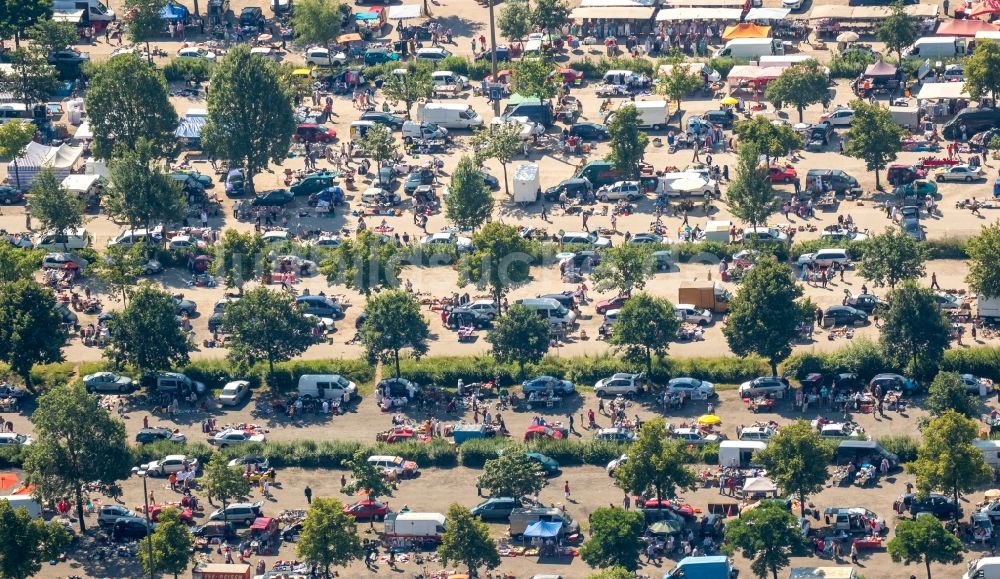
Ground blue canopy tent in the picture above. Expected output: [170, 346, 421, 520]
[161, 1, 189, 21]
[523, 521, 562, 538]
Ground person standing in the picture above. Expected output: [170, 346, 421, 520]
[304, 485, 312, 504]
[564, 480, 571, 500]
[931, 272, 940, 289]
[623, 494, 631, 511]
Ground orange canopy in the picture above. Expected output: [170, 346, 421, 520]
[722, 22, 771, 40]
[0, 473, 18, 491]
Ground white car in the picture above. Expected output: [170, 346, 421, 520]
[664, 377, 716, 399]
[465, 299, 499, 319]
[593, 373, 645, 398]
[816, 422, 868, 440]
[83, 371, 135, 393]
[219, 380, 251, 406]
[739, 376, 790, 397]
[674, 304, 712, 326]
[942, 64, 965, 82]
[594, 428, 638, 443]
[742, 227, 788, 243]
[304, 46, 347, 67]
[0, 433, 31, 446]
[168, 235, 206, 250]
[672, 427, 722, 445]
[141, 454, 198, 476]
[415, 47, 451, 61]
[782, 0, 804, 9]
[210, 429, 266, 447]
[820, 107, 854, 127]
[420, 231, 473, 252]
[934, 291, 964, 310]
[261, 230, 292, 244]
[312, 235, 342, 248]
[738, 425, 777, 441]
[597, 180, 642, 202]
[934, 164, 985, 182]
[606, 453, 628, 475]
[178, 46, 217, 60]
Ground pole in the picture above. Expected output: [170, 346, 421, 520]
[488, 0, 500, 116]
[141, 474, 154, 579]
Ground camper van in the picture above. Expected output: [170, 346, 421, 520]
[515, 298, 577, 327]
[416, 103, 483, 130]
[719, 441, 766, 468]
[297, 374, 358, 401]
[605, 100, 669, 130]
[713, 38, 783, 59]
[384, 512, 446, 544]
[903, 36, 966, 59]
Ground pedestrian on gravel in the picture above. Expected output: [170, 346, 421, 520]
[304, 485, 312, 504]
[623, 494, 631, 511]
[564, 481, 571, 500]
[568, 414, 575, 433]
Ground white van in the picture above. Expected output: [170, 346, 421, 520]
[713, 38, 783, 59]
[603, 69, 644, 86]
[515, 297, 577, 327]
[53, 0, 116, 21]
[719, 440, 766, 468]
[796, 248, 849, 268]
[605, 100, 669, 131]
[108, 228, 156, 248]
[367, 455, 419, 478]
[523, 39, 544, 59]
[350, 120, 375, 140]
[34, 228, 90, 251]
[402, 120, 448, 141]
[963, 557, 1000, 579]
[297, 374, 357, 401]
[0, 103, 33, 125]
[1, 496, 42, 519]
[904, 36, 966, 59]
[416, 103, 483, 130]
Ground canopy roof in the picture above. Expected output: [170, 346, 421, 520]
[917, 82, 969, 100]
[727, 65, 787, 82]
[864, 61, 897, 78]
[160, 0, 189, 21]
[387, 4, 420, 19]
[808, 4, 938, 18]
[745, 7, 791, 20]
[570, 6, 657, 19]
[656, 7, 742, 20]
[970, 0, 1000, 17]
[743, 477, 777, 493]
[524, 521, 562, 538]
[61, 174, 101, 193]
[722, 22, 771, 40]
[580, 0, 658, 6]
[937, 19, 999, 36]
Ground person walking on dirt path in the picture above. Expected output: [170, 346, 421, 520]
[304, 485, 312, 505]
[564, 480, 571, 500]
[931, 272, 940, 290]
[568, 414, 575, 433]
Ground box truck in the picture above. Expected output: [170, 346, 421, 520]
[416, 103, 483, 130]
[678, 281, 731, 313]
[53, 0, 116, 22]
[663, 555, 738, 579]
[1, 496, 42, 519]
[978, 296, 1000, 320]
[719, 441, 766, 468]
[512, 163, 540, 204]
[384, 512, 447, 544]
[713, 38, 783, 59]
[889, 105, 920, 130]
[605, 100, 669, 130]
[191, 563, 252, 579]
[903, 36, 967, 59]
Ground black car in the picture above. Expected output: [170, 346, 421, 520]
[480, 171, 500, 190]
[568, 250, 601, 270]
[475, 46, 511, 62]
[135, 428, 182, 444]
[377, 377, 419, 398]
[239, 6, 265, 30]
[360, 111, 406, 129]
[471, 497, 520, 521]
[702, 109, 736, 129]
[898, 493, 962, 519]
[543, 177, 592, 202]
[251, 189, 294, 207]
[0, 186, 24, 204]
[822, 305, 867, 327]
[111, 517, 154, 540]
[569, 122, 608, 141]
[447, 308, 492, 329]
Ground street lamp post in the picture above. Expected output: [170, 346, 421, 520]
[488, 0, 500, 115]
[132, 467, 155, 579]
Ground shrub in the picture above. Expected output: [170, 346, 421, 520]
[783, 338, 888, 382]
[439, 55, 471, 76]
[941, 348, 1000, 382]
[707, 57, 746, 79]
[163, 58, 214, 83]
[828, 52, 876, 79]
[924, 237, 968, 260]
[876, 435, 918, 464]
[458, 438, 519, 467]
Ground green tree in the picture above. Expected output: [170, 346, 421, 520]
[485, 304, 550, 379]
[104, 139, 186, 233]
[381, 61, 433, 119]
[510, 58, 556, 99]
[909, 411, 993, 516]
[609, 293, 680, 375]
[965, 222, 1000, 297]
[85, 53, 178, 159]
[439, 503, 501, 576]
[579, 507, 646, 571]
[724, 504, 809, 579]
[23, 384, 131, 532]
[726, 142, 778, 232]
[880, 281, 952, 379]
[876, 1, 919, 63]
[733, 115, 802, 163]
[857, 227, 925, 289]
[138, 508, 193, 579]
[202, 46, 295, 194]
[223, 287, 315, 374]
[0, 245, 42, 283]
[123, 0, 168, 64]
[723, 258, 803, 376]
[591, 244, 652, 295]
[201, 453, 252, 528]
[0, 0, 52, 47]
[0, 497, 72, 579]
[498, 0, 531, 49]
[605, 104, 648, 180]
[471, 122, 524, 195]
[844, 99, 904, 190]
[0, 120, 35, 191]
[463, 222, 533, 305]
[342, 449, 394, 501]
[965, 40, 1000, 103]
[587, 568, 635, 579]
[214, 229, 266, 294]
[888, 516, 963, 579]
[1, 49, 59, 111]
[764, 61, 830, 123]
[446, 155, 494, 231]
[296, 498, 364, 578]
[320, 229, 405, 297]
[753, 420, 832, 517]
[656, 65, 704, 124]
[27, 168, 84, 250]
[292, 0, 344, 64]
[360, 122, 396, 182]
[26, 20, 79, 57]
[92, 244, 148, 306]
[360, 290, 429, 377]
[478, 449, 545, 498]
[926, 371, 978, 419]
[531, 0, 569, 33]
[616, 419, 697, 505]
[0, 280, 66, 387]
[104, 285, 191, 373]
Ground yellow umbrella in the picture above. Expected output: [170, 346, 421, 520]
[698, 414, 722, 426]
[720, 96, 739, 106]
[986, 489, 1000, 499]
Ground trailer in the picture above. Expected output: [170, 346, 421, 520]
[191, 563, 252, 579]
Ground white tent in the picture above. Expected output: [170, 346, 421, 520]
[656, 7, 742, 20]
[744, 7, 790, 20]
[743, 477, 778, 494]
[917, 82, 968, 100]
[580, 0, 657, 6]
[570, 6, 657, 19]
[8, 141, 84, 191]
[61, 174, 101, 196]
[387, 4, 420, 19]
[74, 120, 93, 140]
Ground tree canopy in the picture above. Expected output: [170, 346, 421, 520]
[478, 450, 546, 498]
[498, 0, 532, 46]
[723, 259, 803, 375]
[888, 514, 963, 579]
[319, 229, 406, 296]
[926, 371, 979, 419]
[359, 122, 396, 179]
[296, 497, 364, 577]
[616, 419, 697, 504]
[876, 1, 919, 62]
[200, 453, 252, 526]
[0, 120, 35, 190]
[764, 60, 830, 123]
[292, 0, 344, 55]
[844, 99, 904, 189]
[446, 155, 495, 230]
[123, 0, 168, 60]
[214, 229, 266, 294]
[591, 244, 653, 296]
[1, 49, 59, 112]
[486, 304, 550, 379]
[105, 285, 191, 373]
[0, 0, 52, 47]
[531, 0, 570, 33]
[879, 281, 952, 379]
[381, 61, 433, 119]
[360, 290, 430, 377]
[471, 122, 524, 195]
[726, 142, 778, 231]
[223, 286, 315, 374]
[579, 507, 646, 571]
[138, 508, 193, 578]
[463, 222, 533, 304]
[342, 449, 394, 500]
[609, 293, 680, 375]
[0, 280, 66, 386]
[733, 115, 802, 162]
[606, 104, 648, 180]
[657, 65, 704, 123]
[965, 222, 1000, 297]
[857, 227, 926, 289]
[104, 138, 187, 232]
[510, 58, 557, 100]
[908, 410, 993, 513]
[754, 420, 832, 517]
[438, 503, 501, 575]
[0, 498, 72, 579]
[724, 504, 809, 579]
[28, 168, 84, 249]
[966, 39, 1000, 103]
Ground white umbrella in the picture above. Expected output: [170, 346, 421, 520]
[836, 31, 860, 43]
[670, 177, 709, 193]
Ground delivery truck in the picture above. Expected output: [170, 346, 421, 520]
[191, 563, 252, 579]
[605, 100, 669, 130]
[713, 38, 783, 59]
[888, 105, 920, 130]
[663, 555, 738, 578]
[384, 512, 447, 545]
[678, 281, 731, 313]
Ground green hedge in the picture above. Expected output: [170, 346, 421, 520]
[828, 52, 877, 79]
[940, 348, 1000, 382]
[875, 435, 918, 464]
[163, 58, 215, 83]
[924, 237, 968, 260]
[574, 56, 655, 79]
[707, 57, 747, 80]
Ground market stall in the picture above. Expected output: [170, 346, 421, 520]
[568, 6, 658, 20]
[936, 19, 998, 37]
[655, 7, 743, 20]
[722, 22, 771, 40]
[744, 7, 790, 20]
[387, 4, 421, 19]
[8, 142, 83, 191]
[917, 82, 968, 100]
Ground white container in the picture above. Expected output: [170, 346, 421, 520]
[512, 163, 540, 203]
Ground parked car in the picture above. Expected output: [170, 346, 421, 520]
[415, 47, 451, 61]
[869, 373, 920, 393]
[98, 504, 137, 527]
[525, 452, 560, 475]
[521, 375, 575, 395]
[594, 427, 638, 443]
[141, 454, 198, 476]
[0, 186, 25, 204]
[934, 291, 964, 310]
[209, 429, 266, 447]
[819, 107, 854, 127]
[360, 110, 406, 129]
[111, 516, 154, 540]
[742, 227, 788, 243]
[934, 164, 985, 182]
[569, 122, 608, 141]
[296, 295, 344, 318]
[83, 371, 135, 393]
[471, 497, 520, 521]
[239, 6, 266, 30]
[896, 493, 962, 519]
[172, 295, 197, 315]
[0, 433, 31, 446]
[606, 453, 628, 475]
[767, 166, 798, 183]
[135, 428, 187, 444]
[208, 501, 265, 525]
[822, 305, 868, 327]
[738, 376, 790, 397]
[671, 427, 722, 445]
[219, 380, 251, 406]
[595, 295, 629, 314]
[594, 373, 645, 398]
[304, 46, 348, 67]
[228, 455, 270, 470]
[294, 124, 337, 143]
[290, 171, 337, 196]
[343, 499, 390, 521]
[48, 48, 90, 64]
[597, 180, 642, 202]
[960, 374, 990, 393]
[664, 377, 716, 398]
[251, 189, 295, 207]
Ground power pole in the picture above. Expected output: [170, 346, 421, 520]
[488, 0, 500, 115]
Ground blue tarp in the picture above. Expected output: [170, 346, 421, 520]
[175, 114, 207, 139]
[161, 1, 189, 21]
[524, 521, 562, 538]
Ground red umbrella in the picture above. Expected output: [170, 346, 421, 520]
[970, 0, 1000, 18]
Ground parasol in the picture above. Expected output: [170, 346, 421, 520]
[697, 414, 722, 426]
[836, 31, 860, 43]
[720, 96, 739, 106]
[986, 489, 1000, 499]
[257, 33, 273, 43]
[649, 519, 684, 535]
[337, 33, 363, 43]
[671, 177, 709, 193]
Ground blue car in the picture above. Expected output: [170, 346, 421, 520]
[521, 375, 575, 395]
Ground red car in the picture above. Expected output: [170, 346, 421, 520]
[294, 124, 337, 143]
[524, 424, 567, 442]
[148, 504, 194, 524]
[554, 67, 583, 87]
[343, 499, 390, 521]
[639, 499, 697, 520]
[766, 166, 798, 184]
[595, 295, 629, 315]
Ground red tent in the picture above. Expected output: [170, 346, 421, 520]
[937, 19, 999, 37]
[970, 0, 1000, 17]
